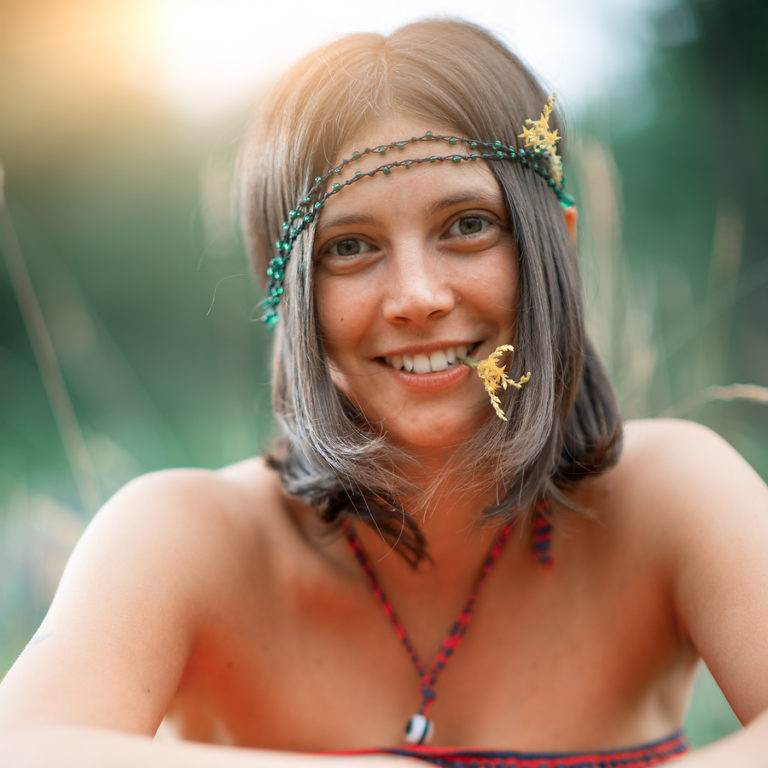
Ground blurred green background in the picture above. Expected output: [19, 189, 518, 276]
[1, 0, 766, 748]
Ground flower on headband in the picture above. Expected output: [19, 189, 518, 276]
[462, 345, 531, 421]
[518, 94, 563, 185]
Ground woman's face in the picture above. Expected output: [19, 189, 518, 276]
[313, 116, 519, 450]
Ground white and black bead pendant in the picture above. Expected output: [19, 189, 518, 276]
[404, 713, 434, 744]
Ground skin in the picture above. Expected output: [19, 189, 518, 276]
[1, 117, 768, 767]
[314, 117, 518, 454]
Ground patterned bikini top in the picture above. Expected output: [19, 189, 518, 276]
[330, 729, 689, 767]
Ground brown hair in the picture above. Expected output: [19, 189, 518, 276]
[239, 18, 622, 564]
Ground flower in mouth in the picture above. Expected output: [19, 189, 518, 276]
[462, 344, 531, 421]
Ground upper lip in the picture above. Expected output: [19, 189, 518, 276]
[376, 340, 479, 358]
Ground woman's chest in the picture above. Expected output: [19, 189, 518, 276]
[163, 545, 696, 751]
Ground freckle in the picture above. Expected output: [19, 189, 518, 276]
[145, 688, 151, 695]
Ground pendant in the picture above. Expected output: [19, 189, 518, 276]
[404, 713, 434, 744]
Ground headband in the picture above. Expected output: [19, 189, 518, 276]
[261, 95, 572, 327]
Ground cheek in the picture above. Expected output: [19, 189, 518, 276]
[464, 251, 518, 317]
[315, 279, 370, 366]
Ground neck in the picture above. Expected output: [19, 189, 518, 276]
[355, 455, 508, 576]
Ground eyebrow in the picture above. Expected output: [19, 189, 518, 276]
[427, 190, 503, 216]
[317, 189, 504, 234]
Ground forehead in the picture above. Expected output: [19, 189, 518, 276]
[318, 115, 503, 217]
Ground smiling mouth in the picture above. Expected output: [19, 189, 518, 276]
[381, 344, 478, 374]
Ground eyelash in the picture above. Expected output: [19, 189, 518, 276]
[445, 215, 493, 238]
[320, 237, 373, 259]
[317, 212, 498, 261]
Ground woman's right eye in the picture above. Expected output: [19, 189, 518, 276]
[321, 237, 372, 259]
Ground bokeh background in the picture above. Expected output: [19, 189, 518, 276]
[1, 0, 766, 747]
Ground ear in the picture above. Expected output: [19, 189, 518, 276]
[563, 205, 578, 242]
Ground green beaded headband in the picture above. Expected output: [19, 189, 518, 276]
[261, 95, 573, 327]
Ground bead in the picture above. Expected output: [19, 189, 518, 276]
[354, 171, 363, 179]
[448, 137, 457, 145]
[314, 177, 321, 183]
[382, 166, 390, 174]
[429, 156, 437, 163]
[425, 130, 434, 139]
[351, 151, 360, 159]
[376, 146, 387, 154]
[451, 155, 461, 163]
[332, 183, 341, 191]
[313, 202, 323, 210]
[404, 714, 434, 745]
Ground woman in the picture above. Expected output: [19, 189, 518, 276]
[1, 18, 767, 768]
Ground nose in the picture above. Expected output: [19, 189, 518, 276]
[381, 246, 456, 325]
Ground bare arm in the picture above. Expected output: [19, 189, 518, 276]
[0, 472, 200, 736]
[652, 422, 768, 764]
[0, 470, 419, 767]
[1, 727, 419, 768]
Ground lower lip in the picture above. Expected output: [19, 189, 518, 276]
[382, 361, 472, 393]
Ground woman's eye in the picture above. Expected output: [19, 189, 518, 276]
[324, 238, 370, 258]
[448, 216, 489, 237]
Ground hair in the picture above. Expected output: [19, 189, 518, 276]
[239, 18, 623, 565]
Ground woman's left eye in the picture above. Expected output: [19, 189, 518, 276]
[447, 216, 490, 237]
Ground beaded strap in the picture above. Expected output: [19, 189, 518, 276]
[533, 507, 554, 568]
[345, 519, 514, 723]
[261, 131, 573, 327]
[333, 729, 690, 767]
[344, 508, 553, 740]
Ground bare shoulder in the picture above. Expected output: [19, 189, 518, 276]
[75, 457, 292, 594]
[616, 418, 767, 520]
[0, 457, 293, 733]
[574, 418, 768, 572]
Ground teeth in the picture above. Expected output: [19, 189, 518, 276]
[412, 354, 431, 374]
[429, 349, 448, 370]
[384, 344, 473, 373]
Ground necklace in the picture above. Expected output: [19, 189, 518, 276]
[344, 521, 515, 745]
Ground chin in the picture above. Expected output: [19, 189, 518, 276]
[385, 416, 481, 452]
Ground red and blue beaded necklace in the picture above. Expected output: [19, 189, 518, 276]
[344, 507, 553, 745]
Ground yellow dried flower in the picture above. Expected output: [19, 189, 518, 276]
[518, 93, 563, 185]
[463, 344, 531, 421]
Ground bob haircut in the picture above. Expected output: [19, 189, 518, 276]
[240, 18, 622, 564]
